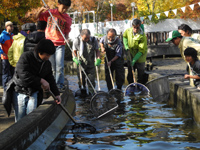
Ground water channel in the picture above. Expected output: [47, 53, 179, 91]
[47, 75, 200, 150]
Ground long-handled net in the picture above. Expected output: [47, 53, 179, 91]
[78, 52, 87, 97]
[105, 55, 124, 100]
[42, 0, 118, 119]
[124, 82, 150, 96]
[90, 92, 118, 119]
[124, 52, 150, 97]
[124, 67, 150, 97]
[95, 51, 105, 93]
[49, 90, 96, 133]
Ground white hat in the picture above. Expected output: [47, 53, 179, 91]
[5, 21, 13, 27]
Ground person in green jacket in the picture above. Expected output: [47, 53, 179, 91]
[7, 23, 36, 67]
[123, 19, 147, 84]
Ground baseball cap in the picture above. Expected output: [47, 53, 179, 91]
[166, 30, 181, 42]
[5, 21, 13, 27]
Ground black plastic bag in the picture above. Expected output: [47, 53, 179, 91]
[2, 78, 15, 117]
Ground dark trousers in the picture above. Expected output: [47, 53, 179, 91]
[2, 59, 14, 91]
[105, 61, 125, 91]
[77, 66, 96, 94]
[127, 61, 146, 84]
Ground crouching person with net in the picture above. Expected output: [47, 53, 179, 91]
[12, 39, 61, 122]
[72, 29, 101, 97]
[100, 28, 124, 93]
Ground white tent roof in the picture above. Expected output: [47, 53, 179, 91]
[144, 19, 200, 32]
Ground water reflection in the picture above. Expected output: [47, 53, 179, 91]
[47, 75, 200, 150]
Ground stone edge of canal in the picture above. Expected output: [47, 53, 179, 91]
[0, 80, 76, 150]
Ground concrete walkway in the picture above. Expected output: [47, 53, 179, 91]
[0, 88, 15, 132]
[147, 57, 187, 76]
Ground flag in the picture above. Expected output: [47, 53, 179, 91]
[164, 11, 169, 17]
[189, 4, 195, 10]
[181, 7, 186, 13]
[172, 9, 177, 15]
[148, 15, 152, 20]
[156, 13, 160, 19]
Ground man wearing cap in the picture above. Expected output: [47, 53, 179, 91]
[8, 23, 36, 68]
[166, 30, 200, 86]
[166, 30, 200, 60]
[24, 21, 47, 52]
[123, 19, 148, 84]
[0, 21, 14, 91]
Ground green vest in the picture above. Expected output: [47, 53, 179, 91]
[123, 28, 147, 63]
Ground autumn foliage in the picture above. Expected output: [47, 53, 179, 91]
[0, 0, 199, 25]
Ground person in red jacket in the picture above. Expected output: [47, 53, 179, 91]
[0, 21, 14, 91]
[36, 0, 72, 92]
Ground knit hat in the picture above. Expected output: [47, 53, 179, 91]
[21, 23, 36, 31]
[5, 21, 13, 27]
[166, 30, 181, 42]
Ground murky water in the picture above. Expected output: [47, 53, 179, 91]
[47, 75, 200, 150]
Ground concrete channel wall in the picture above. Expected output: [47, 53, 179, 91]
[0, 81, 76, 150]
[147, 74, 200, 125]
[168, 80, 200, 124]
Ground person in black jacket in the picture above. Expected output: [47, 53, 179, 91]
[13, 39, 61, 122]
[23, 21, 47, 52]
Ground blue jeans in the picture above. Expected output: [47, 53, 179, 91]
[13, 91, 38, 122]
[49, 45, 65, 88]
[2, 59, 14, 91]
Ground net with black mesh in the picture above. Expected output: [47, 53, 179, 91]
[72, 123, 96, 134]
[90, 92, 118, 119]
[109, 89, 124, 101]
[124, 83, 150, 96]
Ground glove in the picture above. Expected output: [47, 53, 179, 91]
[72, 57, 81, 66]
[131, 59, 136, 66]
[131, 52, 142, 66]
[95, 58, 101, 66]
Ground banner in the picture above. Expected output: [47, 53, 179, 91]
[140, 2, 198, 21]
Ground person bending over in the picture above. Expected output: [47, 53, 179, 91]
[100, 28, 124, 91]
[13, 39, 61, 122]
[72, 29, 100, 96]
[184, 47, 200, 89]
